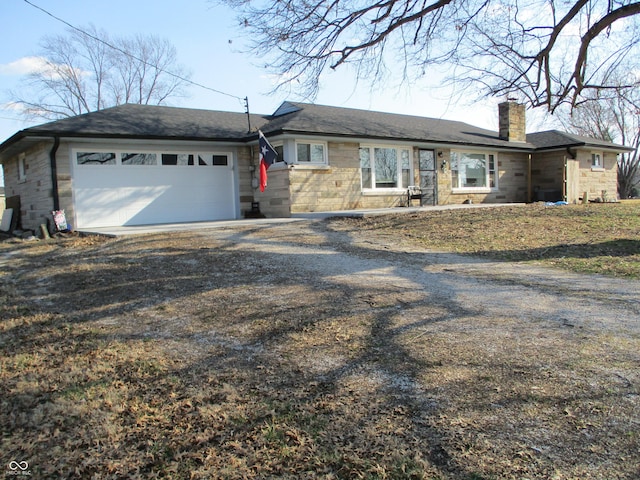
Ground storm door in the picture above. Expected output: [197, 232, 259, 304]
[419, 149, 438, 206]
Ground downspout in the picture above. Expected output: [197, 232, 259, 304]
[563, 155, 568, 202]
[564, 147, 576, 203]
[527, 153, 532, 203]
[50, 136, 60, 211]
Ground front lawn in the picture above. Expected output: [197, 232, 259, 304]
[331, 202, 640, 279]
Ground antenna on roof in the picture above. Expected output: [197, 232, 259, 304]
[244, 97, 251, 133]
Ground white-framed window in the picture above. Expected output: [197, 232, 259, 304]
[296, 141, 326, 164]
[592, 152, 603, 169]
[450, 150, 498, 191]
[74, 150, 231, 167]
[18, 153, 27, 181]
[72, 149, 233, 169]
[272, 143, 285, 164]
[359, 145, 412, 190]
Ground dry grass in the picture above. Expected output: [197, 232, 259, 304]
[1, 204, 639, 479]
[331, 202, 640, 279]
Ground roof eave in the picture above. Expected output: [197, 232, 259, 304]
[533, 142, 633, 153]
[1, 130, 255, 154]
[265, 128, 536, 151]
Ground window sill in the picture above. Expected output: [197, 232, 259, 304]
[292, 163, 330, 170]
[362, 188, 406, 195]
[591, 167, 605, 172]
[269, 162, 289, 171]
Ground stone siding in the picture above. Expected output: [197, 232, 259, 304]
[254, 166, 291, 217]
[499, 102, 527, 142]
[531, 151, 565, 201]
[56, 142, 74, 225]
[577, 151, 618, 202]
[288, 141, 405, 213]
[236, 146, 255, 216]
[438, 149, 529, 204]
[255, 141, 406, 217]
[2, 141, 56, 232]
[531, 150, 618, 203]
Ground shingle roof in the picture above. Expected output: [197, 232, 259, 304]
[19, 103, 269, 141]
[262, 102, 535, 149]
[527, 129, 631, 151]
[0, 101, 632, 161]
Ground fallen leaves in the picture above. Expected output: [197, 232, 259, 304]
[1, 209, 639, 478]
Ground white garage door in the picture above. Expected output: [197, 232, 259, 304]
[72, 150, 236, 228]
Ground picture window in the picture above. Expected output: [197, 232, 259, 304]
[450, 151, 498, 191]
[359, 146, 413, 190]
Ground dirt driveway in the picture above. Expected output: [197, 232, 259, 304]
[2, 218, 639, 478]
[216, 218, 640, 332]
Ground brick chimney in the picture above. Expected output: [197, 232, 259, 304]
[498, 101, 526, 142]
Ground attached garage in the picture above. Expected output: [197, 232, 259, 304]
[71, 148, 237, 228]
[0, 104, 265, 233]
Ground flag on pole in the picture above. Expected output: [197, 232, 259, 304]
[258, 130, 278, 192]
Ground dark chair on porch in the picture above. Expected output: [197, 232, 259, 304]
[407, 186, 422, 207]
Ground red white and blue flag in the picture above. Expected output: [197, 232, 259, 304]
[258, 130, 278, 192]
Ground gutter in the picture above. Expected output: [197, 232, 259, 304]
[50, 136, 60, 211]
[533, 142, 634, 154]
[259, 129, 537, 152]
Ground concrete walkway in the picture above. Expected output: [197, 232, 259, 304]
[79, 203, 523, 237]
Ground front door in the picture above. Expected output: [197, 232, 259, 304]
[419, 149, 438, 206]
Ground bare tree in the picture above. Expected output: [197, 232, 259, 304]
[219, 0, 640, 112]
[11, 25, 190, 119]
[619, 134, 640, 198]
[558, 89, 640, 198]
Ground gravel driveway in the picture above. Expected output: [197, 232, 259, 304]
[208, 218, 640, 334]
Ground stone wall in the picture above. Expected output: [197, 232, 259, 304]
[255, 166, 292, 217]
[499, 102, 527, 142]
[255, 141, 408, 217]
[531, 151, 565, 202]
[236, 146, 255, 216]
[2, 141, 56, 232]
[531, 149, 619, 203]
[577, 151, 618, 202]
[56, 142, 74, 225]
[438, 149, 529, 204]
[290, 141, 361, 213]
[288, 141, 405, 214]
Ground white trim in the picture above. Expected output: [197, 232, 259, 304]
[450, 149, 499, 191]
[69, 145, 238, 228]
[359, 144, 414, 191]
[591, 151, 603, 169]
[295, 140, 328, 165]
[362, 189, 406, 196]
